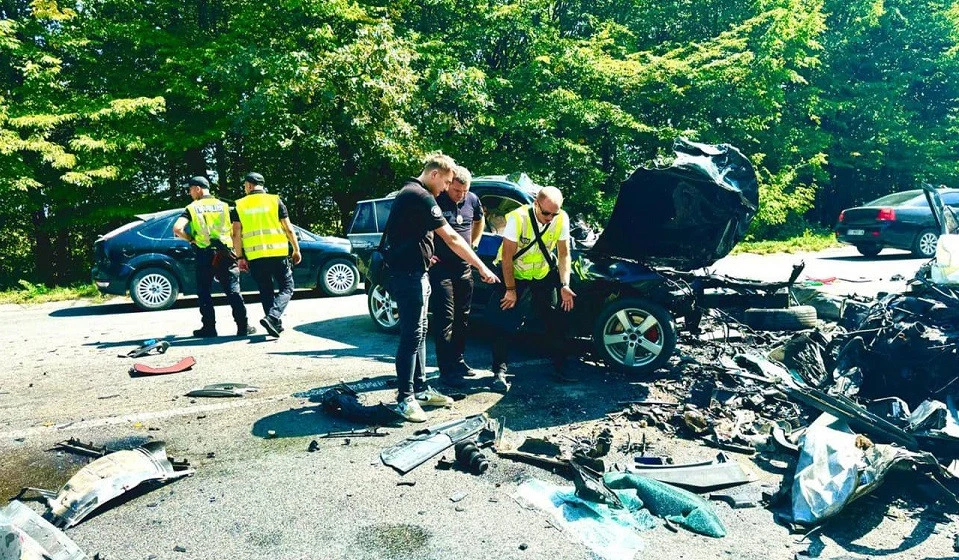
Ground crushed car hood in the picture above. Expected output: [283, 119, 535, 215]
[592, 138, 759, 270]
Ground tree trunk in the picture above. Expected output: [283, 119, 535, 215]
[31, 209, 54, 286]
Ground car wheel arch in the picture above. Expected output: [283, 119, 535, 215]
[913, 229, 939, 258]
[128, 266, 181, 311]
[318, 257, 360, 296]
[591, 296, 677, 374]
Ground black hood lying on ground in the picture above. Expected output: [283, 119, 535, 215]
[592, 138, 759, 270]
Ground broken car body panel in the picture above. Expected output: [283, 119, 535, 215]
[381, 414, 488, 474]
[31, 441, 193, 528]
[593, 138, 759, 270]
[0, 500, 87, 560]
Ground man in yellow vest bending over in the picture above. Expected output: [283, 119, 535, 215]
[172, 176, 255, 337]
[231, 172, 302, 337]
[488, 186, 577, 391]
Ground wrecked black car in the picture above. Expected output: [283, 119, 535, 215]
[352, 138, 800, 374]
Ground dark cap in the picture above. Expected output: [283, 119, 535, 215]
[244, 172, 265, 185]
[187, 176, 210, 189]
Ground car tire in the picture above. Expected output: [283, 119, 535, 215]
[367, 283, 400, 333]
[856, 244, 881, 257]
[592, 297, 677, 374]
[129, 267, 179, 311]
[744, 305, 817, 331]
[319, 258, 359, 297]
[912, 229, 939, 258]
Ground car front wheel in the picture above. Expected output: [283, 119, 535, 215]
[367, 283, 400, 332]
[129, 267, 179, 311]
[592, 297, 676, 374]
[913, 229, 939, 258]
[319, 258, 359, 296]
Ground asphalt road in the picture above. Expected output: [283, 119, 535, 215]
[0, 246, 953, 560]
[712, 245, 927, 298]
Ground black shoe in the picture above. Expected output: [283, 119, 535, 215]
[237, 324, 256, 336]
[489, 369, 510, 393]
[453, 360, 478, 378]
[260, 317, 281, 337]
[192, 326, 218, 338]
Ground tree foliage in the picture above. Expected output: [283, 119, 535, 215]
[1, 0, 958, 287]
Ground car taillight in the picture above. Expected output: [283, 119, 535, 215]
[877, 208, 896, 221]
[838, 210, 845, 223]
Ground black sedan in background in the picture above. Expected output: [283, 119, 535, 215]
[835, 188, 959, 257]
[92, 209, 359, 310]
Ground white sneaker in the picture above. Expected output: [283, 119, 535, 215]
[415, 386, 454, 408]
[392, 395, 428, 423]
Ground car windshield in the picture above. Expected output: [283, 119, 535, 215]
[867, 191, 925, 207]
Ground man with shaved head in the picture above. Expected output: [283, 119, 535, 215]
[487, 186, 577, 391]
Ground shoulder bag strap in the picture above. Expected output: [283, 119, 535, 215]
[529, 206, 558, 271]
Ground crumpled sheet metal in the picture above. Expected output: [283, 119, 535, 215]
[0, 500, 87, 560]
[791, 413, 931, 525]
[37, 441, 193, 528]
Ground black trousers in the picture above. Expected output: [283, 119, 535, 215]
[486, 277, 568, 372]
[195, 247, 248, 329]
[429, 263, 474, 373]
[249, 256, 294, 324]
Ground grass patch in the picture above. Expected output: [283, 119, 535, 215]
[733, 229, 842, 255]
[0, 280, 108, 305]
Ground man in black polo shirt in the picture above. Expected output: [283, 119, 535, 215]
[383, 154, 499, 422]
[430, 166, 484, 386]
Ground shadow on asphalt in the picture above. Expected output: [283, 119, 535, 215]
[250, 405, 352, 439]
[803, 471, 952, 558]
[48, 289, 332, 318]
[818, 252, 923, 263]
[84, 333, 277, 351]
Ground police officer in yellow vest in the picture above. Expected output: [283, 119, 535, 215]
[231, 172, 302, 338]
[487, 186, 577, 391]
[172, 176, 255, 337]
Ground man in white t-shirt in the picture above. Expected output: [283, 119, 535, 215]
[486, 186, 577, 391]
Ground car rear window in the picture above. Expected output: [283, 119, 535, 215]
[138, 216, 177, 239]
[867, 191, 923, 206]
[99, 219, 142, 240]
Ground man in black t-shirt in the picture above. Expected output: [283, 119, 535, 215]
[430, 166, 484, 386]
[382, 154, 499, 423]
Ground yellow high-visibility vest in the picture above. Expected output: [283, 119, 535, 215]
[186, 197, 232, 249]
[235, 192, 288, 259]
[495, 204, 566, 280]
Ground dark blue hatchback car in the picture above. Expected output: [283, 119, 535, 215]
[92, 209, 359, 310]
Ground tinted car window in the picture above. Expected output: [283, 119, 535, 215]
[867, 191, 922, 206]
[942, 192, 959, 207]
[374, 199, 394, 232]
[138, 216, 178, 240]
[350, 202, 376, 234]
[481, 195, 524, 235]
[294, 226, 316, 242]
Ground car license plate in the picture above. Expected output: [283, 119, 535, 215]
[847, 229, 865, 236]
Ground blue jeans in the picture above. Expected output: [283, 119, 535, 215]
[195, 247, 248, 329]
[249, 256, 294, 324]
[390, 270, 431, 400]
